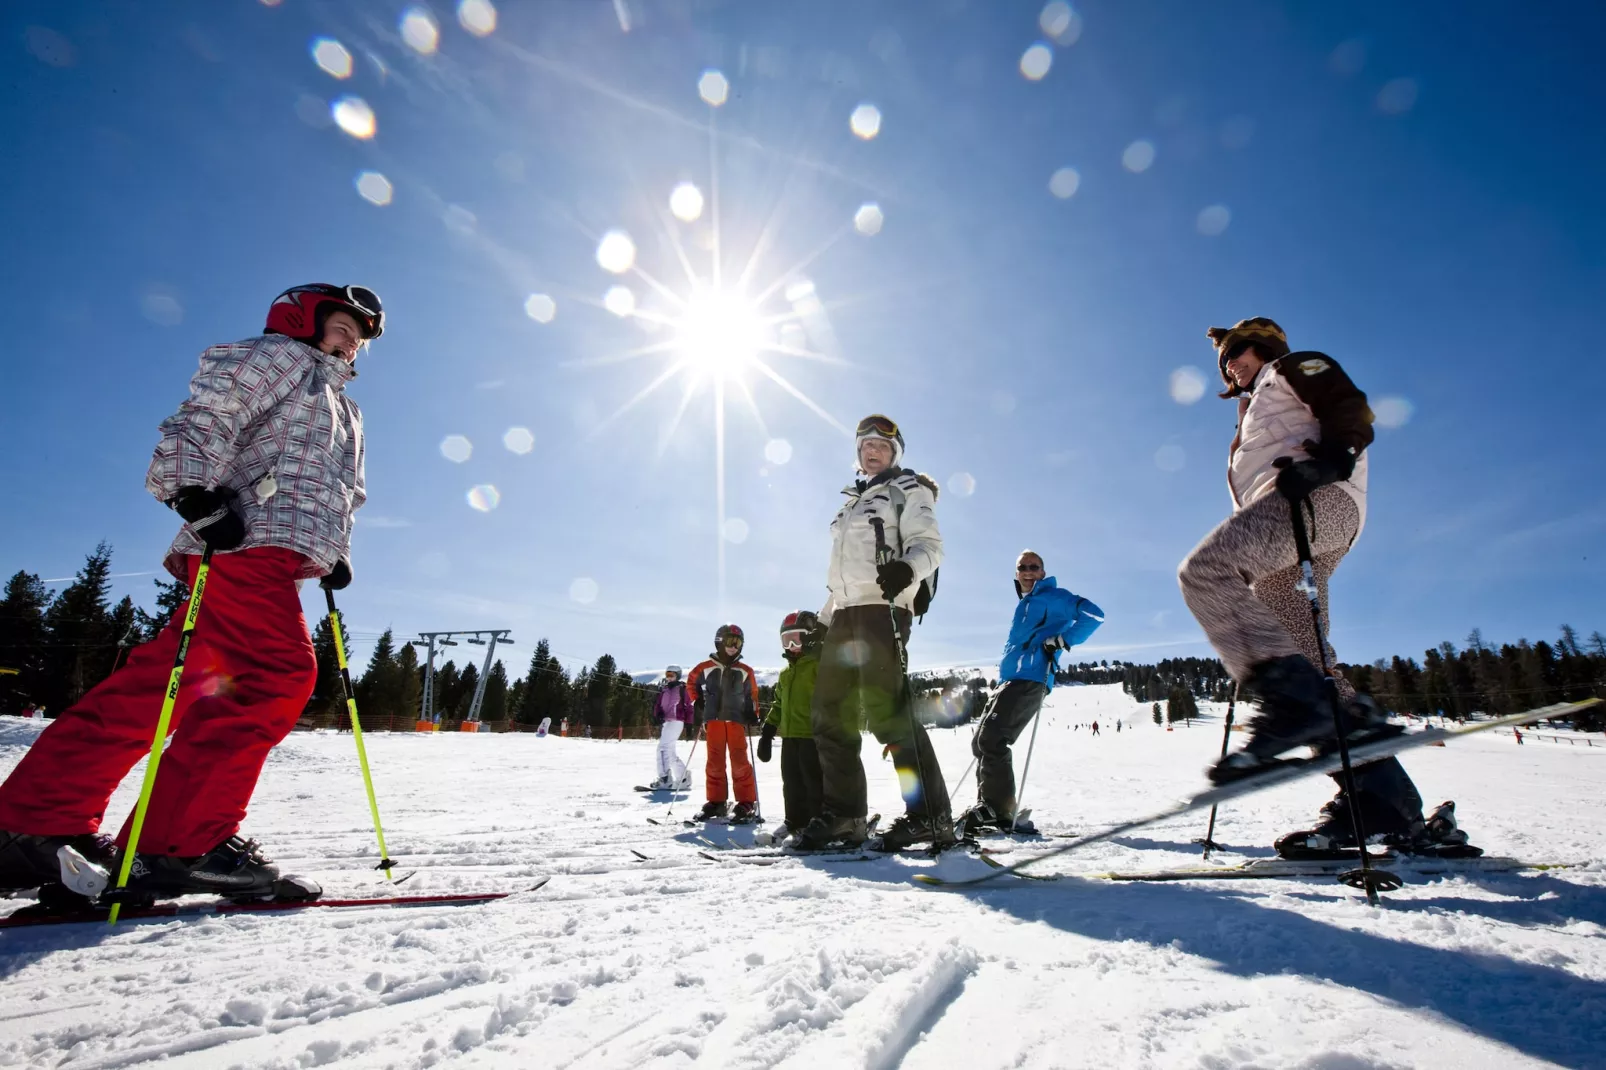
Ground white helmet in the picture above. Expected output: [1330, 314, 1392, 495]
[664, 664, 683, 677]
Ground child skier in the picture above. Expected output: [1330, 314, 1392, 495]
[647, 665, 694, 790]
[758, 611, 827, 839]
[0, 283, 382, 906]
[686, 625, 761, 823]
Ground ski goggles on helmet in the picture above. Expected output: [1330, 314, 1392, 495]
[277, 283, 385, 339]
[855, 414, 900, 439]
[781, 630, 807, 650]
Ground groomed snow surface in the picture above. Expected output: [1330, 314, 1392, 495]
[3, 684, 1604, 1069]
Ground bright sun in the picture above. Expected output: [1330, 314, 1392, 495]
[675, 288, 767, 377]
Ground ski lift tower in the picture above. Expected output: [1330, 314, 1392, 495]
[409, 630, 515, 731]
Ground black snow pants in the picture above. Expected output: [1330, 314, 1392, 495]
[1326, 757, 1424, 835]
[779, 737, 824, 830]
[972, 680, 1048, 817]
[811, 603, 949, 823]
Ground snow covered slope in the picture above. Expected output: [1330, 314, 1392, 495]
[2, 684, 1604, 1069]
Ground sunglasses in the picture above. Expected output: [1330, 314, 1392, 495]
[1017, 563, 1043, 573]
[856, 414, 899, 438]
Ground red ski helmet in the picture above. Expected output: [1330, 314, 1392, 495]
[266, 283, 384, 344]
[714, 623, 745, 653]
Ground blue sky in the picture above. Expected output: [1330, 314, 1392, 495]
[3, 1, 1603, 680]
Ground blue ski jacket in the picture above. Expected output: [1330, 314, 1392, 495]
[998, 577, 1104, 689]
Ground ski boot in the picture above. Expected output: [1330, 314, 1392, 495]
[730, 802, 760, 825]
[786, 812, 868, 851]
[955, 804, 1036, 838]
[868, 812, 959, 853]
[120, 836, 320, 903]
[0, 831, 113, 904]
[695, 801, 729, 823]
[1274, 799, 1363, 860]
[1211, 656, 1339, 783]
[646, 774, 673, 790]
[1393, 801, 1482, 858]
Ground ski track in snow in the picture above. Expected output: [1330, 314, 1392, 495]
[2, 685, 1605, 1069]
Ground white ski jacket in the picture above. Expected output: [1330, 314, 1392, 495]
[146, 334, 366, 580]
[820, 469, 942, 623]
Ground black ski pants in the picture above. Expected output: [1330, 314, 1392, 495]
[811, 603, 950, 822]
[1328, 756, 1424, 835]
[972, 680, 1048, 816]
[779, 737, 824, 830]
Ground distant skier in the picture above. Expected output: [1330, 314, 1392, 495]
[1091, 720, 1100, 736]
[687, 626, 761, 823]
[646, 665, 694, 790]
[758, 611, 827, 838]
[957, 550, 1103, 837]
[0, 283, 382, 905]
[793, 415, 952, 852]
[1179, 317, 1474, 857]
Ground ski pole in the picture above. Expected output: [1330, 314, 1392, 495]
[870, 516, 937, 831]
[744, 723, 763, 823]
[668, 724, 701, 816]
[1196, 683, 1239, 859]
[326, 587, 395, 881]
[107, 547, 214, 925]
[1010, 705, 1044, 833]
[1288, 498, 1400, 904]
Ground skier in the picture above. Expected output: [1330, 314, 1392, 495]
[686, 626, 761, 823]
[793, 415, 952, 852]
[1178, 317, 1474, 857]
[646, 665, 694, 790]
[758, 610, 827, 839]
[0, 283, 382, 904]
[1091, 721, 1100, 736]
[957, 550, 1103, 837]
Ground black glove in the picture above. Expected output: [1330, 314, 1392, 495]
[168, 486, 246, 551]
[320, 557, 352, 590]
[876, 559, 915, 601]
[757, 723, 776, 762]
[1274, 440, 1356, 502]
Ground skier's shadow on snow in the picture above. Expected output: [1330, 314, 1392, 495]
[854, 865, 1606, 1068]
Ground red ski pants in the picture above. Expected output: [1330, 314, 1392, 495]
[0, 548, 316, 856]
[703, 720, 756, 804]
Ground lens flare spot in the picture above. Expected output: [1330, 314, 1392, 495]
[1154, 444, 1186, 472]
[896, 767, 920, 801]
[1020, 43, 1054, 81]
[141, 290, 183, 327]
[1170, 367, 1207, 405]
[503, 427, 534, 454]
[312, 38, 353, 79]
[723, 518, 749, 544]
[355, 171, 393, 206]
[991, 391, 1017, 415]
[1372, 396, 1414, 429]
[764, 439, 793, 465]
[1039, 1, 1082, 45]
[457, 0, 497, 37]
[604, 286, 636, 317]
[596, 230, 637, 274]
[331, 96, 376, 139]
[440, 435, 473, 463]
[669, 182, 705, 222]
[854, 203, 884, 236]
[1329, 39, 1367, 77]
[836, 639, 870, 668]
[949, 472, 976, 498]
[1377, 78, 1419, 115]
[401, 8, 440, 53]
[1122, 140, 1155, 172]
[1048, 167, 1080, 199]
[850, 103, 882, 140]
[569, 577, 599, 604]
[1220, 115, 1255, 149]
[466, 484, 501, 512]
[698, 69, 729, 106]
[524, 293, 556, 323]
[1196, 205, 1231, 236]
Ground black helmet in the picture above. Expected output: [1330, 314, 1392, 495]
[714, 623, 744, 654]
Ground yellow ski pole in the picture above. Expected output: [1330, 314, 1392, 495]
[325, 587, 395, 880]
[107, 547, 214, 925]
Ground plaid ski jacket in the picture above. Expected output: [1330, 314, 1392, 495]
[145, 334, 365, 580]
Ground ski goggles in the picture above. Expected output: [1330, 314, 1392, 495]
[781, 630, 807, 650]
[290, 284, 385, 339]
[855, 414, 900, 439]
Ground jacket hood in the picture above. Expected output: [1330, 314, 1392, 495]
[1013, 574, 1058, 599]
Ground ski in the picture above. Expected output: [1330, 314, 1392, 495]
[916, 699, 1601, 888]
[697, 850, 872, 866]
[0, 878, 551, 928]
[1092, 855, 1555, 882]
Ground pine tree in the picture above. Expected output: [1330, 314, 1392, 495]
[0, 570, 51, 714]
[449, 662, 479, 721]
[587, 654, 617, 728]
[40, 541, 116, 713]
[396, 641, 422, 728]
[481, 659, 509, 722]
[1151, 702, 1162, 726]
[134, 575, 190, 641]
[517, 638, 567, 725]
[302, 616, 343, 728]
[357, 629, 404, 726]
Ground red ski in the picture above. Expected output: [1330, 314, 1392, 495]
[0, 877, 550, 928]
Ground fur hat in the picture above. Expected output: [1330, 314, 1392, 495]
[1207, 317, 1290, 397]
